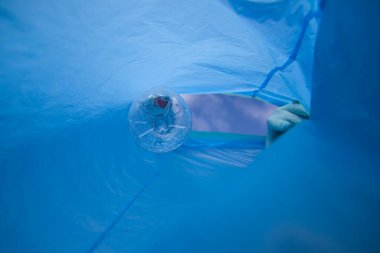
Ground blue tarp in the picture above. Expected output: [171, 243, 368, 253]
[1, 0, 379, 252]
[0, 0, 319, 150]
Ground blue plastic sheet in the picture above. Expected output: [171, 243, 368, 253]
[0, 0, 319, 150]
[0, 0, 333, 252]
[132, 1, 380, 253]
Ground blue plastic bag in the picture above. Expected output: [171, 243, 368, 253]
[0, 0, 321, 252]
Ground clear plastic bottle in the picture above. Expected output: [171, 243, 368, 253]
[128, 87, 192, 153]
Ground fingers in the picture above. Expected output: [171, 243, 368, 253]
[283, 102, 310, 118]
[268, 109, 304, 132]
[266, 101, 309, 147]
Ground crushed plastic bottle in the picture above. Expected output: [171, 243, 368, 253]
[128, 87, 192, 153]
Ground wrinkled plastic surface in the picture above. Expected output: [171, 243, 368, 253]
[0, 0, 322, 252]
[0, 0, 319, 151]
[135, 1, 380, 253]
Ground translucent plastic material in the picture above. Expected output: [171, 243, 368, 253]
[128, 87, 192, 153]
[0, 1, 321, 252]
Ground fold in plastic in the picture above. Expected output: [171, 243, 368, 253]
[0, 1, 319, 252]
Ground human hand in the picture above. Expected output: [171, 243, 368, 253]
[266, 102, 309, 147]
